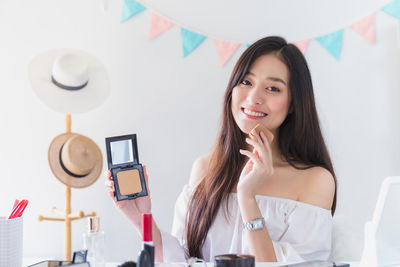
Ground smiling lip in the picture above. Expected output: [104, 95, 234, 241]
[241, 107, 267, 120]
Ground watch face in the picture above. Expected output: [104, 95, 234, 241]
[254, 220, 263, 228]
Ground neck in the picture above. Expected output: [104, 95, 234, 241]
[270, 139, 287, 166]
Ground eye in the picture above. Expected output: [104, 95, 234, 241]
[240, 79, 251, 86]
[266, 86, 280, 92]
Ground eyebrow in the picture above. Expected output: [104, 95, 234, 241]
[247, 72, 287, 86]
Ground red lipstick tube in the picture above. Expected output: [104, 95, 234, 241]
[142, 213, 154, 267]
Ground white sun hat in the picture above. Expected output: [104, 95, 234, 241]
[28, 48, 110, 114]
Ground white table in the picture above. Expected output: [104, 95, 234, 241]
[23, 259, 358, 267]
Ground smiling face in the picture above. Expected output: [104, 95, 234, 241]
[231, 53, 291, 136]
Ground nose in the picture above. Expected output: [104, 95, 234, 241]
[246, 87, 264, 105]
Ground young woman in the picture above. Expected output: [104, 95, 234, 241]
[106, 36, 336, 263]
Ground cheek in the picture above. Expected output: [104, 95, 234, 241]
[231, 87, 242, 110]
[269, 96, 291, 114]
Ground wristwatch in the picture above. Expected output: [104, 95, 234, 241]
[243, 217, 265, 231]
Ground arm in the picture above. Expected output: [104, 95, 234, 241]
[152, 219, 164, 262]
[105, 166, 164, 261]
[237, 167, 335, 262]
[237, 194, 277, 261]
[238, 131, 335, 262]
[237, 131, 277, 262]
[105, 155, 210, 262]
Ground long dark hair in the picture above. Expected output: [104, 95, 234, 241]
[185, 36, 337, 259]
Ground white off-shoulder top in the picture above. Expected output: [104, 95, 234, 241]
[161, 185, 333, 262]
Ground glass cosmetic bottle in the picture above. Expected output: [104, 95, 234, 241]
[83, 216, 105, 267]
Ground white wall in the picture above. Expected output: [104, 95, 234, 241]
[0, 0, 399, 263]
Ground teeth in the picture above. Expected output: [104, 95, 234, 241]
[243, 108, 266, 117]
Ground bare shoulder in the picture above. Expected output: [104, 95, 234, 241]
[188, 153, 211, 188]
[297, 166, 336, 210]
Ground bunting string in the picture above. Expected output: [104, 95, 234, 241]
[121, 0, 400, 66]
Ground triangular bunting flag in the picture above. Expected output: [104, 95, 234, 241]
[121, 0, 146, 23]
[148, 12, 174, 40]
[293, 40, 310, 55]
[350, 14, 375, 44]
[180, 28, 206, 57]
[316, 29, 344, 60]
[382, 0, 400, 19]
[213, 39, 240, 67]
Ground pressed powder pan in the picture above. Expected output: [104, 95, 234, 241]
[249, 123, 274, 144]
[117, 169, 142, 195]
[105, 134, 147, 201]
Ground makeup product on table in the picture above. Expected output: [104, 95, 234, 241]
[214, 254, 255, 267]
[0, 217, 23, 267]
[137, 250, 150, 267]
[12, 199, 19, 210]
[249, 123, 274, 144]
[118, 261, 136, 267]
[140, 214, 154, 267]
[27, 250, 90, 266]
[82, 216, 105, 267]
[1, 199, 28, 267]
[105, 134, 147, 201]
[8, 199, 29, 219]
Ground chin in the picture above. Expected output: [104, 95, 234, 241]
[236, 122, 256, 135]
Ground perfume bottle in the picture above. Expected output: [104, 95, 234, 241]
[83, 216, 105, 267]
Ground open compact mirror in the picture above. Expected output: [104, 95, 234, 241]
[375, 178, 400, 266]
[360, 176, 400, 267]
[105, 134, 147, 201]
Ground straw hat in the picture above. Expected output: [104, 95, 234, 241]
[48, 133, 103, 188]
[28, 48, 110, 114]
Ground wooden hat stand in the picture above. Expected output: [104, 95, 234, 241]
[38, 114, 97, 261]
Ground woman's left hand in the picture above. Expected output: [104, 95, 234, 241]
[237, 130, 274, 197]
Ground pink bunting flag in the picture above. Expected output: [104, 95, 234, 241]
[148, 12, 174, 40]
[350, 13, 375, 44]
[213, 39, 240, 67]
[293, 40, 310, 55]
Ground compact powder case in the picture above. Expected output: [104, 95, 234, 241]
[105, 134, 147, 201]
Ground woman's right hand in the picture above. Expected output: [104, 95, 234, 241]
[105, 165, 152, 229]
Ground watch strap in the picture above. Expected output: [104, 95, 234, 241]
[243, 217, 265, 231]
